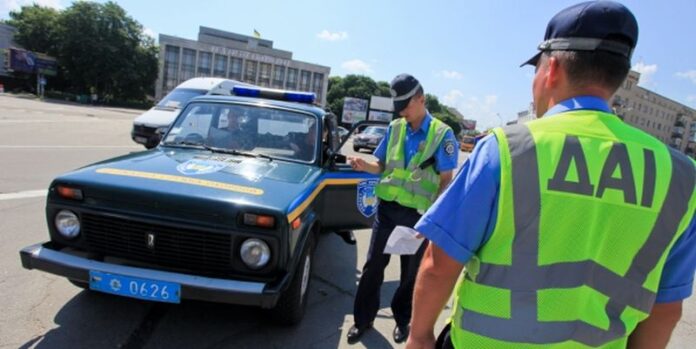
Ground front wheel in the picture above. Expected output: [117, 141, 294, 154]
[353, 146, 360, 152]
[269, 233, 314, 325]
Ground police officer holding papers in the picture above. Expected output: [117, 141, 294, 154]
[347, 74, 458, 344]
[406, 2, 696, 348]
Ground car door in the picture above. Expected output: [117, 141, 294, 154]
[315, 114, 379, 231]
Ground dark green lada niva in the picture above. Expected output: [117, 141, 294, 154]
[20, 87, 381, 325]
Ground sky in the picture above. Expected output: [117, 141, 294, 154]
[2, 0, 695, 129]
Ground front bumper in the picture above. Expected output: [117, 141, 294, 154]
[354, 140, 380, 150]
[20, 242, 284, 308]
[130, 125, 159, 147]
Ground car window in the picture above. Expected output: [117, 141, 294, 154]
[164, 102, 319, 162]
[157, 88, 207, 109]
[364, 126, 386, 135]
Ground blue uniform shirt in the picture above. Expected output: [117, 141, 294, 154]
[373, 112, 459, 172]
[415, 96, 696, 303]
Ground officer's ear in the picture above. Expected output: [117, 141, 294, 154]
[545, 56, 564, 89]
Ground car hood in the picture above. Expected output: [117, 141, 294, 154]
[52, 148, 322, 226]
[133, 107, 180, 128]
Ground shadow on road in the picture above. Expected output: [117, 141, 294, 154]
[19, 232, 375, 349]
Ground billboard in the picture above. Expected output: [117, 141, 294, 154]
[460, 119, 477, 131]
[8, 48, 57, 76]
[342, 97, 368, 124]
[369, 96, 393, 112]
[368, 110, 393, 122]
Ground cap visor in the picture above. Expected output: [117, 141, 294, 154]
[393, 99, 409, 113]
[520, 52, 542, 67]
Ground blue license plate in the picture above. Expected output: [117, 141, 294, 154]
[89, 270, 181, 303]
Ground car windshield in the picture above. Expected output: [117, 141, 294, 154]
[156, 88, 207, 109]
[162, 102, 319, 162]
[363, 126, 386, 135]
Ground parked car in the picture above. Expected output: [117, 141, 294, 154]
[353, 125, 387, 153]
[21, 86, 380, 325]
[131, 78, 250, 149]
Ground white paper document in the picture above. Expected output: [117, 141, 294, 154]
[384, 225, 425, 255]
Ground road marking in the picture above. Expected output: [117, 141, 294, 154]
[0, 145, 141, 149]
[0, 190, 47, 201]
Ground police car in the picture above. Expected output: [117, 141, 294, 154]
[20, 86, 382, 325]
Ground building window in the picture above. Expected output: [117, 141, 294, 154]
[299, 70, 311, 91]
[163, 45, 180, 93]
[244, 60, 258, 83]
[229, 57, 243, 80]
[286, 68, 298, 89]
[658, 123, 662, 131]
[258, 63, 272, 87]
[272, 65, 285, 88]
[312, 72, 324, 101]
[214, 54, 227, 77]
[197, 51, 212, 76]
[178, 48, 196, 82]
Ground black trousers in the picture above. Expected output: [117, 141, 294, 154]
[353, 199, 428, 327]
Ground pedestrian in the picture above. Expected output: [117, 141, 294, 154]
[346, 74, 459, 344]
[407, 2, 696, 349]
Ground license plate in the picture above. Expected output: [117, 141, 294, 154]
[89, 270, 181, 303]
[134, 136, 148, 144]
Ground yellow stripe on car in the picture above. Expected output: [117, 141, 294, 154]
[96, 168, 264, 196]
[286, 178, 361, 222]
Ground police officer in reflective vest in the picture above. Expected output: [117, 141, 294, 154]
[347, 74, 459, 344]
[408, 2, 696, 349]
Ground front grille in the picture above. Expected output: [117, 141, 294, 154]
[133, 125, 156, 134]
[82, 213, 233, 277]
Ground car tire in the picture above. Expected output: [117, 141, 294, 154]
[269, 231, 315, 326]
[353, 146, 360, 152]
[68, 279, 89, 289]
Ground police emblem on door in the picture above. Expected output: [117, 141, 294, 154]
[357, 179, 379, 218]
[147, 233, 156, 249]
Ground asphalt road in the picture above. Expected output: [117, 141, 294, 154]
[1, 95, 693, 349]
[0, 94, 452, 349]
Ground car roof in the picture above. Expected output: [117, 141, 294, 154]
[188, 95, 326, 117]
[175, 77, 231, 90]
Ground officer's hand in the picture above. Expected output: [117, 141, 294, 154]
[348, 156, 367, 172]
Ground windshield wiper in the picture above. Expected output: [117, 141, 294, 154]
[163, 140, 210, 149]
[164, 141, 272, 161]
[226, 149, 273, 161]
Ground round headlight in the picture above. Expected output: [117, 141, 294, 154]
[55, 210, 80, 239]
[240, 238, 270, 269]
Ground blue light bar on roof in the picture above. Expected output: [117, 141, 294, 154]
[232, 86, 316, 104]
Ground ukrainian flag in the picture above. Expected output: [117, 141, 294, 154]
[253, 29, 261, 38]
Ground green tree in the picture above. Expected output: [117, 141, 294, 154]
[425, 94, 462, 136]
[425, 94, 443, 113]
[327, 74, 465, 135]
[326, 74, 392, 122]
[7, 5, 60, 55]
[56, 1, 158, 100]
